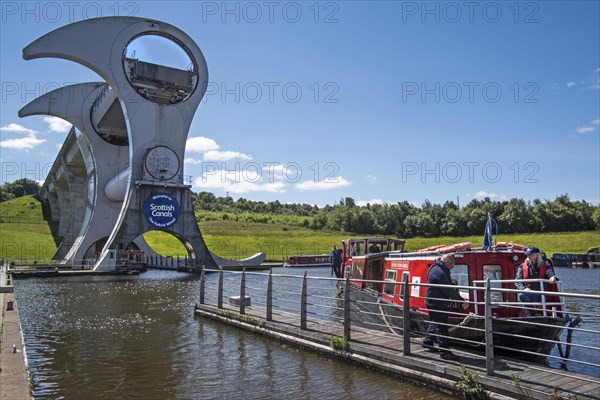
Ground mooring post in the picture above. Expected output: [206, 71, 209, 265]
[402, 274, 411, 355]
[485, 278, 495, 375]
[199, 265, 205, 305]
[344, 274, 351, 340]
[217, 269, 224, 309]
[267, 269, 273, 321]
[301, 270, 307, 330]
[240, 268, 246, 315]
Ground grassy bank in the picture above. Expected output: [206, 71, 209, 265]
[145, 221, 600, 261]
[1, 196, 598, 262]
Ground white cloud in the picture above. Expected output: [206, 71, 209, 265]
[43, 116, 71, 133]
[193, 169, 286, 194]
[566, 81, 576, 87]
[474, 191, 507, 200]
[203, 150, 252, 162]
[186, 136, 220, 153]
[356, 198, 385, 206]
[363, 174, 377, 183]
[184, 158, 202, 165]
[0, 123, 37, 135]
[590, 119, 600, 126]
[587, 68, 600, 90]
[0, 135, 46, 150]
[575, 126, 595, 135]
[0, 123, 46, 150]
[295, 176, 352, 191]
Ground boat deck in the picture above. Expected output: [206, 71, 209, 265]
[195, 302, 599, 400]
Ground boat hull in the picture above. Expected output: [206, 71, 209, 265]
[346, 284, 566, 361]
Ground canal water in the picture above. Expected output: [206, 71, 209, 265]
[547, 266, 600, 376]
[14, 269, 454, 400]
[14, 266, 599, 398]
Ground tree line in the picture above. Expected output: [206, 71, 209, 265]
[0, 178, 41, 202]
[2, 179, 599, 236]
[193, 191, 600, 237]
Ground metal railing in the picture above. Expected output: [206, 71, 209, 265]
[197, 268, 600, 382]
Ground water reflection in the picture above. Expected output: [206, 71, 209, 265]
[15, 270, 453, 400]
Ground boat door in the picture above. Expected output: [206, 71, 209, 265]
[364, 255, 385, 291]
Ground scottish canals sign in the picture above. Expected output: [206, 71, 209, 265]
[143, 193, 180, 228]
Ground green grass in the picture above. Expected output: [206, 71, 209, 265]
[0, 196, 56, 261]
[145, 220, 346, 261]
[0, 195, 45, 222]
[1, 196, 598, 262]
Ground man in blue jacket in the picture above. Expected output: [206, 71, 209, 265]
[330, 245, 342, 278]
[422, 254, 468, 361]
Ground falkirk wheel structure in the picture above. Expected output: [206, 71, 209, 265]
[19, 17, 265, 271]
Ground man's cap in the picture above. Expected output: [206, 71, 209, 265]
[525, 246, 540, 255]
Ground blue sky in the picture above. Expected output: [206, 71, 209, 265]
[1, 1, 598, 207]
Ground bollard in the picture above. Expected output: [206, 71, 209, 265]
[7, 299, 14, 311]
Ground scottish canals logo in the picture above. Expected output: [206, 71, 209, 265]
[143, 193, 180, 228]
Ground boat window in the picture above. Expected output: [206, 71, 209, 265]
[353, 242, 363, 256]
[399, 271, 410, 299]
[450, 264, 470, 300]
[482, 265, 503, 303]
[351, 261, 364, 280]
[383, 270, 397, 295]
[391, 241, 404, 251]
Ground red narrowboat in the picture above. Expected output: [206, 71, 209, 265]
[341, 239, 567, 360]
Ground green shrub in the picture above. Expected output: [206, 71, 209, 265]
[330, 335, 349, 352]
[454, 365, 484, 399]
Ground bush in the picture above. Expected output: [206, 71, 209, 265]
[330, 335, 349, 352]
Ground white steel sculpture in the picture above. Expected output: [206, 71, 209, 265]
[19, 17, 265, 271]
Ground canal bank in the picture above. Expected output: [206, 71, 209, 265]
[0, 265, 31, 400]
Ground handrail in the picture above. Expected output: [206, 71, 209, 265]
[198, 268, 599, 380]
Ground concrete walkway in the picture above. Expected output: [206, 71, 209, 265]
[0, 265, 31, 400]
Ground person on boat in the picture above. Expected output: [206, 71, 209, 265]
[330, 245, 342, 278]
[422, 254, 469, 361]
[369, 243, 380, 253]
[335, 247, 343, 277]
[515, 246, 558, 303]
